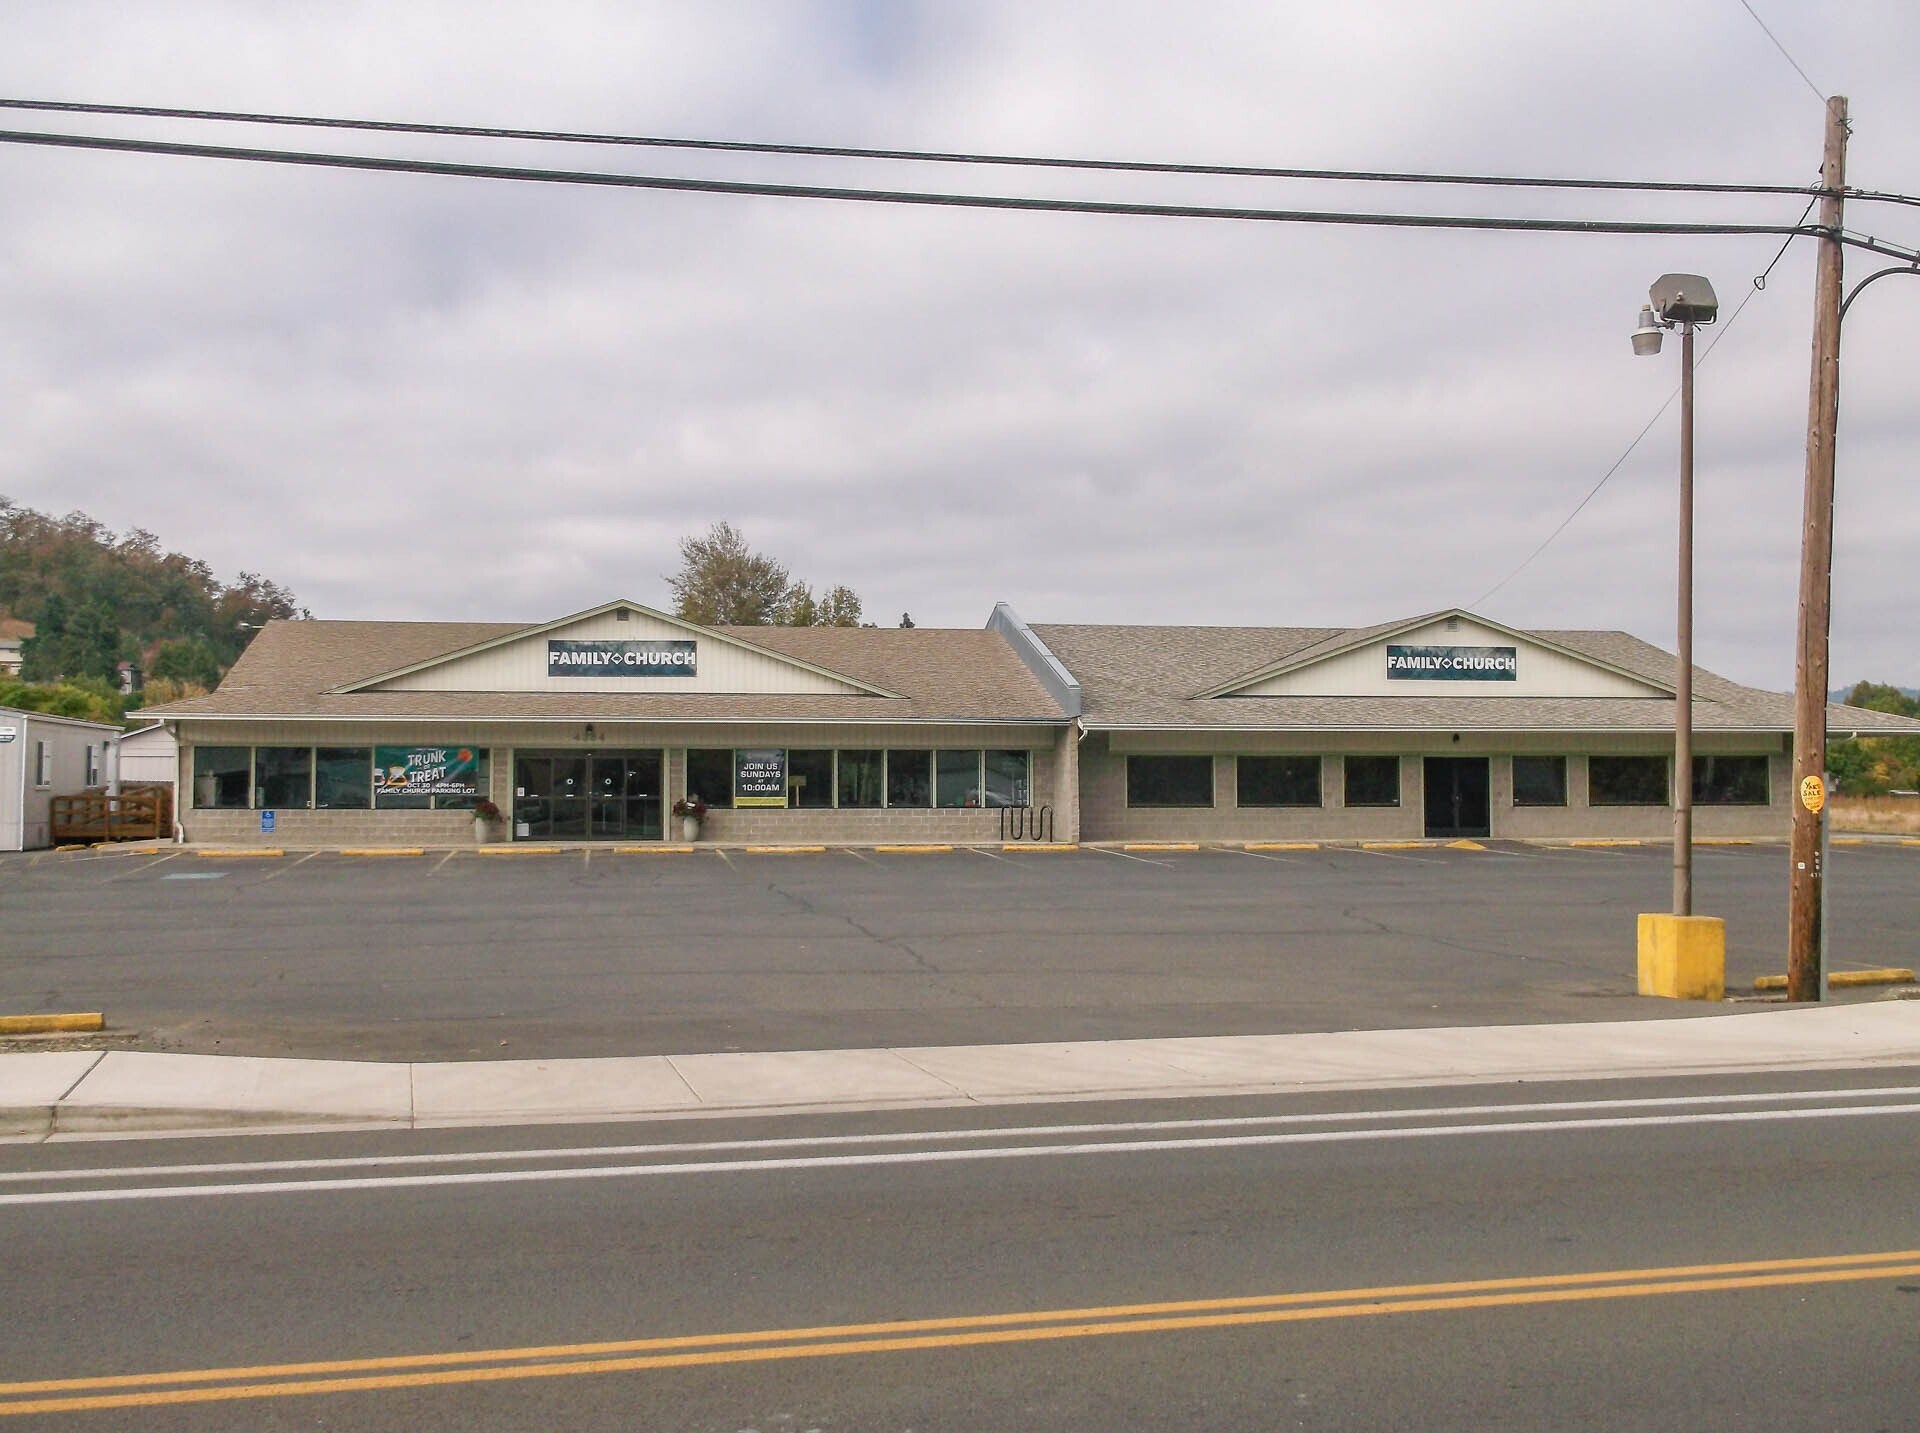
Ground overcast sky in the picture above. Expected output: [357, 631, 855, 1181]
[3, 2, 1915, 689]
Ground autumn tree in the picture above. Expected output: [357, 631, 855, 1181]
[667, 523, 865, 627]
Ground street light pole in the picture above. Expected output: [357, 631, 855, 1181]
[1674, 317, 1695, 916]
[1634, 276, 1717, 917]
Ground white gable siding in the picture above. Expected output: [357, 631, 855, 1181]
[1230, 619, 1665, 699]
[371, 609, 865, 696]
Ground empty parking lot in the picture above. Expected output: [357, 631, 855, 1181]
[3, 841, 1914, 1061]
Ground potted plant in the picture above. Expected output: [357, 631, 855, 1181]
[672, 794, 708, 842]
[472, 798, 505, 845]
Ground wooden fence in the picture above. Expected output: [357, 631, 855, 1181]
[49, 786, 174, 844]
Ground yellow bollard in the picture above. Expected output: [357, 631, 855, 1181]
[1636, 913, 1726, 1000]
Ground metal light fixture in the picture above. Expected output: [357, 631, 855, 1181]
[1631, 304, 1664, 356]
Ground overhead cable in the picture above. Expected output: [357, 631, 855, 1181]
[0, 127, 1830, 241]
[0, 96, 1826, 199]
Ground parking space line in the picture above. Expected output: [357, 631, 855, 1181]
[101, 852, 181, 883]
[255, 850, 320, 883]
[430, 849, 460, 874]
[1355, 847, 1446, 864]
[967, 846, 1010, 862]
[1092, 846, 1174, 867]
[841, 848, 878, 865]
[1230, 847, 1306, 863]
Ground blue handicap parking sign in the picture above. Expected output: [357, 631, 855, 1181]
[261, 809, 276, 834]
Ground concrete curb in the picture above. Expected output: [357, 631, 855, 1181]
[4, 1003, 1917, 1141]
[0, 1013, 104, 1036]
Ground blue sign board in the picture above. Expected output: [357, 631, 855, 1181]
[260, 809, 276, 834]
[548, 639, 697, 678]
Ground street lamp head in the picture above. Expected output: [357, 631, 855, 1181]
[1631, 304, 1664, 356]
[1649, 273, 1718, 326]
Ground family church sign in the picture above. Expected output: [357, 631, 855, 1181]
[1385, 645, 1518, 681]
[547, 640, 697, 677]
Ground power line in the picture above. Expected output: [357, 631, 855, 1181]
[0, 96, 1826, 199]
[0, 127, 1830, 242]
[1735, 0, 1831, 108]
[1468, 205, 1814, 609]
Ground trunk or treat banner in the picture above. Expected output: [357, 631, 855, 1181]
[375, 745, 481, 796]
[1385, 645, 1518, 681]
[734, 748, 788, 807]
[548, 639, 697, 677]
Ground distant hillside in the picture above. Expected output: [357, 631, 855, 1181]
[0, 496, 305, 690]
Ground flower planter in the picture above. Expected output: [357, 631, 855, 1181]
[474, 817, 502, 845]
[681, 816, 702, 842]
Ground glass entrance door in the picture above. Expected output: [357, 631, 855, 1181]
[514, 750, 661, 840]
[1423, 757, 1491, 839]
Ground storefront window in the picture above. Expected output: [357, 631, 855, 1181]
[887, 750, 931, 808]
[984, 751, 1030, 807]
[373, 744, 488, 810]
[1237, 756, 1321, 807]
[935, 750, 981, 807]
[1512, 756, 1567, 807]
[1694, 755, 1769, 805]
[789, 749, 834, 809]
[1127, 755, 1213, 807]
[1589, 755, 1667, 806]
[315, 749, 372, 810]
[254, 747, 312, 809]
[1344, 756, 1400, 807]
[686, 749, 734, 808]
[193, 746, 251, 809]
[838, 750, 883, 808]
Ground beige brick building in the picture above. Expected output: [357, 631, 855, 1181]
[142, 600, 1920, 846]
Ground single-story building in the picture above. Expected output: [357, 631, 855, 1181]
[140, 599, 1920, 846]
[0, 706, 122, 850]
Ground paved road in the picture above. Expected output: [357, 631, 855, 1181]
[3, 842, 1915, 1060]
[4, 1068, 1917, 1428]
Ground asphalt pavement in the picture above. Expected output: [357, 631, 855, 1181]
[4, 838, 1916, 1061]
[5, 1069, 1918, 1428]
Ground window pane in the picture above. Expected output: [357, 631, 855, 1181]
[434, 750, 489, 810]
[1127, 755, 1213, 807]
[1344, 756, 1400, 807]
[1237, 755, 1321, 807]
[984, 751, 1030, 807]
[193, 746, 251, 809]
[315, 748, 371, 809]
[686, 749, 733, 808]
[887, 750, 931, 808]
[790, 749, 834, 809]
[838, 750, 883, 808]
[936, 750, 981, 808]
[1590, 755, 1667, 806]
[1512, 756, 1567, 807]
[1694, 755, 1769, 805]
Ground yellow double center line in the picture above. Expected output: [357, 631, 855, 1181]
[5, 1249, 1917, 1415]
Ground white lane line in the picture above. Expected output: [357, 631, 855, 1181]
[1229, 848, 1305, 864]
[966, 846, 1009, 862]
[7, 1103, 1918, 1207]
[10, 1084, 1917, 1185]
[841, 848, 877, 865]
[1354, 849, 1447, 864]
[430, 848, 459, 874]
[255, 850, 320, 883]
[1090, 846, 1174, 867]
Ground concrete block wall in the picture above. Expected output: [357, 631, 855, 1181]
[1079, 735, 1792, 842]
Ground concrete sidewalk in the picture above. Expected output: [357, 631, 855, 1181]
[4, 1000, 1917, 1139]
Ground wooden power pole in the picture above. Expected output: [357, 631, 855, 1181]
[1787, 96, 1848, 1002]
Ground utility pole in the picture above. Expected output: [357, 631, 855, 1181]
[1787, 96, 1848, 1002]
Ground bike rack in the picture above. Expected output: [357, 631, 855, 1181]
[998, 804, 1055, 842]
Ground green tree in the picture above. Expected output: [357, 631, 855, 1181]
[817, 585, 863, 627]
[667, 522, 795, 625]
[149, 638, 225, 688]
[0, 677, 124, 724]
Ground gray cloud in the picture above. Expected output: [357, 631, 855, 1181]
[2, 1, 1916, 690]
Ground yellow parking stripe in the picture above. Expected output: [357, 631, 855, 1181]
[1124, 843, 1198, 852]
[875, 845, 953, 854]
[617, 846, 695, 854]
[744, 846, 826, 854]
[337, 849, 424, 858]
[1245, 842, 1317, 851]
[192, 849, 283, 858]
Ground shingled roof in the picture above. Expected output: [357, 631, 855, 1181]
[1032, 622, 1920, 736]
[142, 618, 1068, 725]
